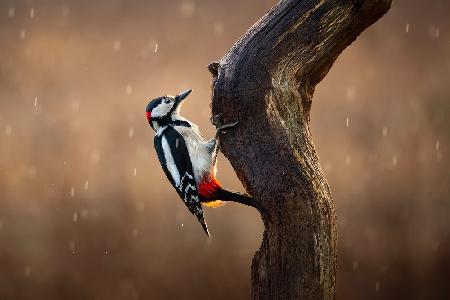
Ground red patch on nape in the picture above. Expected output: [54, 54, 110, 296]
[198, 177, 221, 200]
[146, 111, 151, 122]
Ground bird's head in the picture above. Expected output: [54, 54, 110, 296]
[145, 89, 192, 131]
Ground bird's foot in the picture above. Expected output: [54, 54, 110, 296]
[216, 121, 239, 134]
[212, 113, 238, 134]
[210, 113, 223, 127]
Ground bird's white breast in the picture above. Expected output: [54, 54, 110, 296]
[173, 125, 212, 184]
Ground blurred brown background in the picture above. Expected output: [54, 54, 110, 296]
[0, 0, 449, 299]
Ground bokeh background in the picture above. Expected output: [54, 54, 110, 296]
[0, 0, 449, 299]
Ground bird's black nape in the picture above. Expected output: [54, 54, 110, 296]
[146, 96, 164, 113]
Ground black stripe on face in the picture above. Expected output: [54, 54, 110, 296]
[171, 120, 191, 127]
[149, 97, 176, 120]
[146, 97, 164, 113]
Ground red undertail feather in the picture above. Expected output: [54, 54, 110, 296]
[198, 177, 224, 208]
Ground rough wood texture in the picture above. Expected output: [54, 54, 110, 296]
[209, 0, 392, 299]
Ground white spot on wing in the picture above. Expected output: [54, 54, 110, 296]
[186, 184, 196, 191]
[178, 172, 196, 192]
[161, 135, 180, 186]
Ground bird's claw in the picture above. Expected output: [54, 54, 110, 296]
[212, 113, 238, 134]
[216, 120, 239, 134]
[211, 113, 223, 127]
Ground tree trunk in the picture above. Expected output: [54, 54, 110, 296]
[209, 0, 391, 299]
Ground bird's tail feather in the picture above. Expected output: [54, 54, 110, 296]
[195, 212, 210, 237]
[214, 189, 256, 208]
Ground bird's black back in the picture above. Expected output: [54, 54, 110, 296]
[154, 126, 209, 236]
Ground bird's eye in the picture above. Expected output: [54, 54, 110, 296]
[163, 99, 171, 104]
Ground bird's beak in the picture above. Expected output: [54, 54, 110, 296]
[175, 89, 192, 105]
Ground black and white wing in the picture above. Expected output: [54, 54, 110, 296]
[154, 127, 210, 236]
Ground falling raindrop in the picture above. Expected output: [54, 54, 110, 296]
[345, 155, 351, 165]
[61, 5, 70, 17]
[213, 22, 224, 36]
[125, 84, 132, 95]
[25, 267, 32, 278]
[71, 100, 80, 113]
[133, 167, 137, 177]
[428, 25, 440, 39]
[382, 126, 388, 137]
[68, 240, 76, 253]
[113, 39, 121, 51]
[84, 180, 89, 190]
[30, 8, 35, 19]
[8, 7, 14, 18]
[154, 43, 158, 53]
[128, 127, 135, 138]
[405, 23, 409, 33]
[5, 125, 12, 136]
[20, 29, 26, 40]
[70, 187, 76, 198]
[34, 97, 38, 108]
[73, 212, 78, 222]
[392, 156, 398, 166]
[346, 117, 349, 127]
[179, 1, 196, 18]
[435, 140, 439, 150]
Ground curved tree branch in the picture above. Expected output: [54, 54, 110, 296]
[209, 0, 391, 299]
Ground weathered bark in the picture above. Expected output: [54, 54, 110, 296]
[209, 0, 391, 299]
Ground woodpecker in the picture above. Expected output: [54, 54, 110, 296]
[145, 89, 255, 236]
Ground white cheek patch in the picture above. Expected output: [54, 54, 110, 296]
[152, 102, 173, 118]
